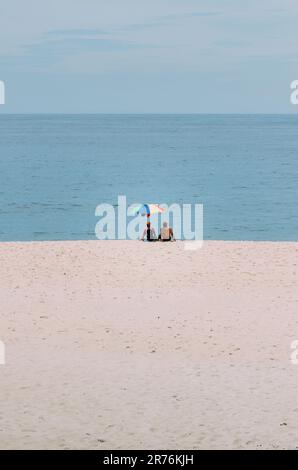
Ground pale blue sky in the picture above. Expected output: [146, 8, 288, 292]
[0, 0, 297, 113]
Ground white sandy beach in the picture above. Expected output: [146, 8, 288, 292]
[1, 240, 298, 449]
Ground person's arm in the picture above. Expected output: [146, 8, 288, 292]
[170, 228, 176, 241]
[140, 228, 146, 241]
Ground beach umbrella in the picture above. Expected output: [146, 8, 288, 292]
[132, 203, 164, 216]
[132, 203, 165, 239]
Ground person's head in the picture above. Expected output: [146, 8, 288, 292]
[162, 221, 168, 228]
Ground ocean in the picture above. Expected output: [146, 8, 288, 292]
[0, 114, 297, 241]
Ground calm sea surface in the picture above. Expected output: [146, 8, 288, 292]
[0, 114, 297, 241]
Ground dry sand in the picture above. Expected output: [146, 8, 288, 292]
[1, 240, 298, 449]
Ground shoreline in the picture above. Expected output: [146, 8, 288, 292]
[1, 239, 298, 245]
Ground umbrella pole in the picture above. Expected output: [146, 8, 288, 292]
[144, 204, 151, 241]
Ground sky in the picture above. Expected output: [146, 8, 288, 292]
[0, 0, 297, 113]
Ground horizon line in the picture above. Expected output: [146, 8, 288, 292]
[0, 112, 298, 116]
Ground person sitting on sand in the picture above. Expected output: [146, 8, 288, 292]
[141, 223, 157, 242]
[158, 222, 176, 242]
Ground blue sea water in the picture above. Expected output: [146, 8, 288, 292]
[0, 114, 297, 241]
